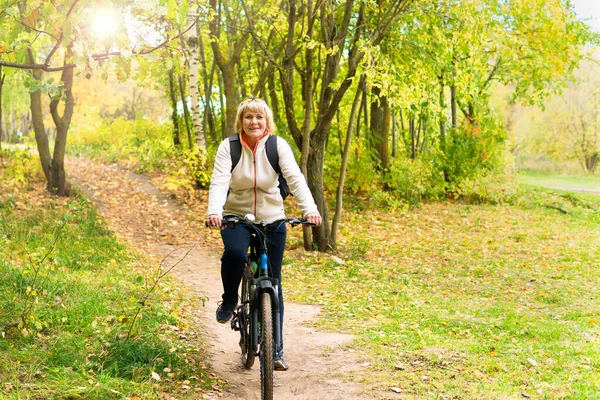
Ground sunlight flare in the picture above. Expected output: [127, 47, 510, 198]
[91, 11, 119, 38]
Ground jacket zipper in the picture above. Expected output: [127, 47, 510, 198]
[253, 154, 257, 217]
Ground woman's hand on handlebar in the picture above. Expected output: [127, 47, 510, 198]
[207, 214, 222, 228]
[305, 212, 322, 226]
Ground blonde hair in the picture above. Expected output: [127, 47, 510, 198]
[235, 97, 276, 135]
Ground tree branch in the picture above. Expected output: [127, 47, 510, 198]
[0, 60, 76, 72]
[14, 15, 60, 42]
[44, 32, 64, 66]
[3, 5, 198, 73]
[92, 14, 200, 61]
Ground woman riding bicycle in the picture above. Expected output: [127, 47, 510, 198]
[207, 96, 322, 371]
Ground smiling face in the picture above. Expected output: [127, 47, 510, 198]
[242, 111, 268, 146]
[235, 97, 276, 147]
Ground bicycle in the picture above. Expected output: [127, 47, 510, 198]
[216, 215, 312, 400]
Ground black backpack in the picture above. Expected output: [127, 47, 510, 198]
[228, 134, 292, 200]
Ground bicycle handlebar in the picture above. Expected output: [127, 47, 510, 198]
[206, 216, 314, 229]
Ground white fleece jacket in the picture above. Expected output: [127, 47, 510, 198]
[207, 134, 319, 223]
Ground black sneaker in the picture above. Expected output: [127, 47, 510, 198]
[216, 302, 235, 324]
[273, 351, 289, 371]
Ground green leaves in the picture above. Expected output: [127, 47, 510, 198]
[25, 75, 64, 100]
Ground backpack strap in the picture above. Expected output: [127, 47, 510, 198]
[266, 135, 292, 199]
[265, 134, 281, 174]
[228, 133, 241, 172]
[229, 133, 278, 172]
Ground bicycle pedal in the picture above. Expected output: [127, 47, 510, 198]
[230, 314, 240, 331]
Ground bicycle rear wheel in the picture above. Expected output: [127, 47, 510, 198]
[239, 270, 255, 368]
[260, 292, 274, 400]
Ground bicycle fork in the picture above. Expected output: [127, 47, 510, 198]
[253, 277, 281, 356]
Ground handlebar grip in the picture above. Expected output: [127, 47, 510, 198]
[206, 216, 240, 228]
[289, 218, 316, 227]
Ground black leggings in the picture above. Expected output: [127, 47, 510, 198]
[220, 220, 287, 349]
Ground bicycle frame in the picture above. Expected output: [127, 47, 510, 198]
[211, 215, 313, 399]
[220, 216, 309, 359]
[249, 230, 281, 357]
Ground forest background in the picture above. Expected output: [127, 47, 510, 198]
[1, 0, 600, 399]
[1, 0, 599, 250]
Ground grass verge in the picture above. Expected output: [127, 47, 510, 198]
[518, 173, 600, 192]
[0, 148, 215, 399]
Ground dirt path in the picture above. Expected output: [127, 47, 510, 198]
[67, 158, 369, 400]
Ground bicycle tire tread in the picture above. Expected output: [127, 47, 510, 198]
[260, 292, 274, 400]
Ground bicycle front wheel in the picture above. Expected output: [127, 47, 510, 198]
[260, 292, 274, 400]
[240, 272, 255, 368]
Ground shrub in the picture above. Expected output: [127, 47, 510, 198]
[324, 137, 381, 196]
[160, 147, 214, 201]
[0, 147, 43, 189]
[384, 154, 446, 205]
[454, 169, 519, 204]
[442, 113, 507, 187]
[69, 117, 175, 172]
[448, 132, 519, 204]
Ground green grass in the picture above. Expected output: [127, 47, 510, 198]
[519, 173, 600, 192]
[0, 151, 214, 399]
[285, 187, 600, 399]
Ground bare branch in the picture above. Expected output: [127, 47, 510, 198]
[13, 15, 60, 42]
[92, 14, 200, 61]
[3, 2, 197, 73]
[124, 244, 196, 341]
[45, 32, 64, 66]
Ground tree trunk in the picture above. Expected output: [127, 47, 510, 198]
[27, 51, 52, 183]
[439, 74, 446, 152]
[398, 108, 406, 155]
[11, 110, 16, 141]
[222, 65, 238, 135]
[306, 143, 330, 251]
[20, 112, 29, 137]
[409, 118, 416, 159]
[168, 69, 181, 147]
[218, 75, 226, 140]
[198, 23, 217, 144]
[178, 75, 193, 149]
[361, 86, 369, 136]
[332, 75, 364, 248]
[188, 35, 206, 153]
[438, 76, 450, 182]
[391, 113, 397, 158]
[585, 152, 598, 173]
[0, 65, 4, 150]
[48, 48, 75, 196]
[451, 84, 458, 128]
[420, 116, 427, 154]
[369, 86, 390, 172]
[267, 70, 279, 123]
[125, 87, 141, 120]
